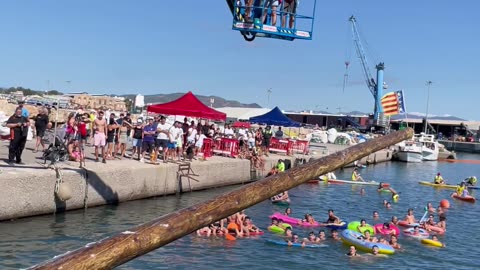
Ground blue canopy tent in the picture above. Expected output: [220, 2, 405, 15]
[249, 107, 301, 127]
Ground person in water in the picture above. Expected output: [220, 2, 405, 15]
[463, 176, 477, 186]
[226, 215, 243, 237]
[235, 210, 247, 226]
[412, 225, 421, 236]
[322, 209, 341, 225]
[377, 182, 388, 192]
[330, 229, 341, 240]
[304, 231, 317, 243]
[385, 202, 392, 209]
[271, 191, 290, 202]
[302, 214, 316, 225]
[389, 234, 401, 249]
[431, 235, 446, 247]
[242, 216, 260, 234]
[373, 211, 380, 220]
[360, 188, 366, 195]
[351, 167, 364, 182]
[387, 187, 400, 202]
[434, 172, 445, 184]
[284, 227, 293, 238]
[284, 207, 292, 216]
[436, 215, 447, 231]
[371, 245, 380, 256]
[287, 233, 306, 247]
[404, 208, 417, 224]
[381, 223, 396, 236]
[347, 245, 360, 257]
[316, 230, 326, 242]
[390, 216, 399, 226]
[426, 202, 436, 212]
[357, 219, 369, 232]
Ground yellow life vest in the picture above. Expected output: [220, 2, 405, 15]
[434, 175, 443, 184]
[456, 185, 464, 196]
[351, 172, 357, 181]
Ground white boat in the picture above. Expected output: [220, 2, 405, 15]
[414, 133, 439, 161]
[397, 140, 423, 163]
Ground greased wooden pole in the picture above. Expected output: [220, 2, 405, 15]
[31, 128, 413, 270]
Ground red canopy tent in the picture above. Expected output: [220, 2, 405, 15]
[146, 91, 226, 121]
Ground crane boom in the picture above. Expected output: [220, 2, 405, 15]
[349, 15, 376, 97]
[348, 15, 387, 128]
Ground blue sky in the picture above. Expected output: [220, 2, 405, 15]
[0, 1, 478, 119]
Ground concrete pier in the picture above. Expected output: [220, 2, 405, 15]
[439, 140, 480, 154]
[0, 140, 391, 221]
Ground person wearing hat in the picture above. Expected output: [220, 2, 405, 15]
[434, 172, 445, 185]
[131, 118, 144, 160]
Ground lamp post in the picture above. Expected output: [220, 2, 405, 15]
[424, 81, 433, 134]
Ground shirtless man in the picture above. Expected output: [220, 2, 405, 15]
[93, 111, 107, 163]
[321, 209, 341, 225]
[404, 208, 417, 224]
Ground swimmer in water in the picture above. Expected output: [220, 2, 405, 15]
[304, 231, 317, 243]
[226, 215, 243, 238]
[373, 211, 380, 220]
[284, 227, 293, 238]
[330, 229, 341, 240]
[347, 245, 360, 257]
[412, 225, 421, 236]
[426, 202, 436, 212]
[436, 215, 447, 231]
[383, 199, 388, 206]
[357, 219, 369, 232]
[390, 216, 399, 226]
[287, 233, 306, 247]
[371, 245, 380, 256]
[242, 216, 260, 235]
[316, 230, 326, 242]
[284, 207, 292, 216]
[404, 208, 417, 224]
[385, 202, 392, 209]
[302, 214, 316, 225]
[431, 235, 446, 247]
[389, 234, 401, 249]
[321, 209, 341, 225]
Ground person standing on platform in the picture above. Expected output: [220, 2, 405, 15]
[262, 125, 273, 156]
[6, 108, 30, 165]
[33, 107, 49, 152]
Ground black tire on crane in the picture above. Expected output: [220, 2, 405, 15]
[242, 31, 256, 42]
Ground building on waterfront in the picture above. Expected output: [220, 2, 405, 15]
[68, 93, 127, 111]
[390, 118, 480, 139]
[284, 111, 370, 129]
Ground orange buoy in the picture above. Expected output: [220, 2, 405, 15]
[440, 199, 450, 209]
[225, 233, 236, 241]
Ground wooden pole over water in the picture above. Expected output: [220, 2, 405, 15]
[31, 128, 413, 270]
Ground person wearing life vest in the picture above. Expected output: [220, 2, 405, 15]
[276, 159, 285, 172]
[463, 176, 477, 186]
[456, 182, 466, 196]
[351, 167, 364, 182]
[434, 173, 445, 184]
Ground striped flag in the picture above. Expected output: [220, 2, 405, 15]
[381, 90, 406, 116]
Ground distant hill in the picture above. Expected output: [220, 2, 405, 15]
[390, 113, 465, 121]
[122, 92, 261, 108]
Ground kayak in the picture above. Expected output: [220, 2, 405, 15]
[451, 193, 476, 203]
[418, 181, 457, 189]
[419, 181, 480, 190]
[327, 179, 390, 187]
[347, 221, 375, 235]
[421, 239, 444, 248]
[269, 212, 320, 227]
[340, 229, 395, 255]
[265, 239, 328, 248]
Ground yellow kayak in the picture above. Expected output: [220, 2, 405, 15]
[418, 181, 457, 189]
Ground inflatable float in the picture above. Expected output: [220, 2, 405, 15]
[268, 223, 292, 234]
[269, 212, 320, 227]
[451, 193, 476, 203]
[403, 228, 429, 239]
[325, 221, 348, 230]
[340, 229, 395, 255]
[424, 225, 445, 235]
[421, 238, 444, 248]
[374, 223, 400, 236]
[397, 221, 419, 228]
[347, 221, 375, 235]
[265, 239, 327, 248]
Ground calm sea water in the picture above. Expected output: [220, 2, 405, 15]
[1, 153, 479, 270]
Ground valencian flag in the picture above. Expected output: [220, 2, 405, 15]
[381, 90, 406, 116]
